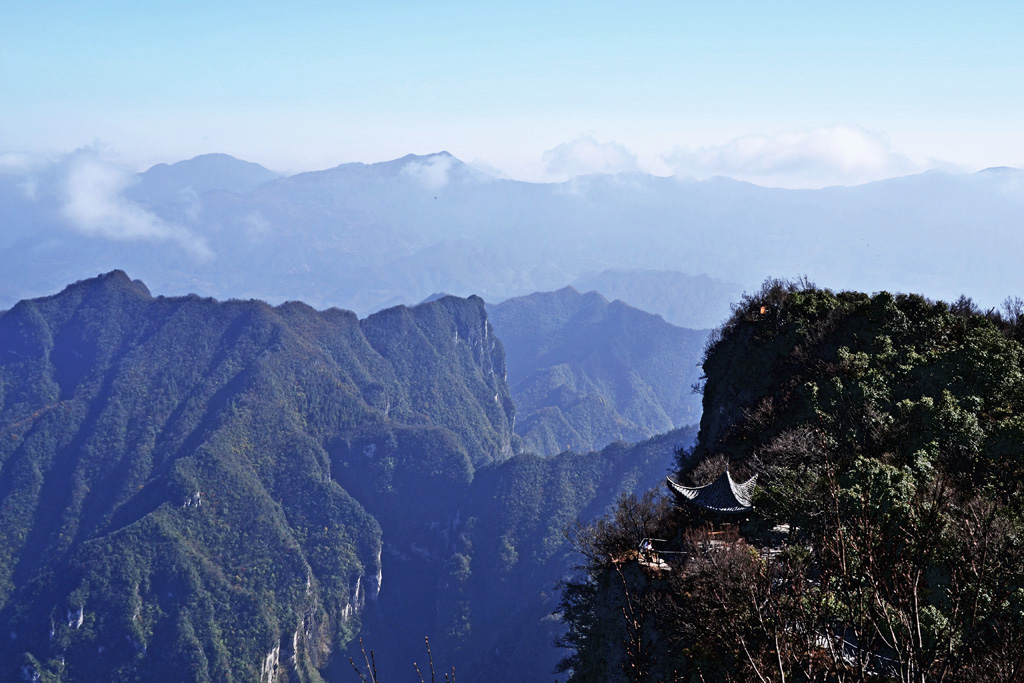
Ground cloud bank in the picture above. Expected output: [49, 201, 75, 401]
[542, 135, 640, 179]
[664, 126, 921, 188]
[0, 152, 46, 176]
[1, 149, 213, 258]
[59, 152, 212, 258]
[401, 154, 456, 190]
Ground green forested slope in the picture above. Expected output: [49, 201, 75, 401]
[558, 280, 1024, 682]
[0, 271, 514, 682]
[0, 272, 689, 683]
[488, 287, 707, 456]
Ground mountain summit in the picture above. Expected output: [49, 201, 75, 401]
[129, 153, 281, 203]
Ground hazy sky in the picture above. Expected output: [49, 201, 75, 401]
[4, 1, 1023, 186]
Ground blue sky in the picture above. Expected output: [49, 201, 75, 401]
[3, 1, 1023, 184]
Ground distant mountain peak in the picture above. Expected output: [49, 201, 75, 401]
[133, 153, 280, 202]
[418, 292, 450, 305]
[375, 151, 459, 166]
[363, 150, 493, 187]
[978, 165, 1022, 175]
[487, 286, 707, 456]
[407, 150, 454, 160]
[143, 152, 274, 175]
[494, 287, 618, 312]
[62, 269, 153, 300]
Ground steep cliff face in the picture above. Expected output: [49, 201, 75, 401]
[0, 272, 516, 682]
[361, 294, 516, 465]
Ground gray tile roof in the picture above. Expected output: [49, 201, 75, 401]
[666, 470, 757, 514]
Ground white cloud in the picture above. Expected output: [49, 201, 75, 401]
[0, 152, 45, 175]
[60, 151, 212, 259]
[401, 154, 455, 190]
[542, 135, 639, 179]
[0, 152, 49, 200]
[663, 125, 921, 188]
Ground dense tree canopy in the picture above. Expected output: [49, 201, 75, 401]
[558, 279, 1024, 682]
[0, 271, 514, 682]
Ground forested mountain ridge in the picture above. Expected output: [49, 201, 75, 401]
[0, 271, 694, 682]
[487, 287, 706, 456]
[558, 280, 1024, 681]
[0, 271, 514, 682]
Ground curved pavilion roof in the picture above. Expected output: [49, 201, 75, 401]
[666, 470, 757, 515]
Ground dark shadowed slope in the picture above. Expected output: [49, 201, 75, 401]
[349, 425, 697, 683]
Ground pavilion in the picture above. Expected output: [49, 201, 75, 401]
[666, 470, 757, 516]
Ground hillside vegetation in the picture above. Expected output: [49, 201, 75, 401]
[488, 287, 706, 456]
[0, 271, 513, 681]
[559, 279, 1024, 682]
[0, 272, 689, 682]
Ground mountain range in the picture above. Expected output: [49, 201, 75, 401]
[0, 272, 693, 682]
[2, 151, 1022, 325]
